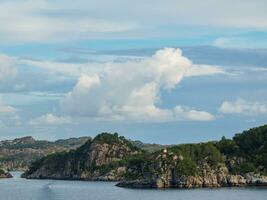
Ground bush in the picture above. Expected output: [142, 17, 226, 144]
[176, 158, 198, 176]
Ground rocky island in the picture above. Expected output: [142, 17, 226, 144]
[22, 125, 267, 189]
[22, 133, 141, 180]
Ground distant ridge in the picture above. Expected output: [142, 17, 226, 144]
[0, 136, 90, 171]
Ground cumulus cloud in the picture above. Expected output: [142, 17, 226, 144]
[219, 98, 267, 115]
[61, 48, 215, 122]
[21, 54, 226, 79]
[29, 114, 73, 126]
[0, 48, 227, 95]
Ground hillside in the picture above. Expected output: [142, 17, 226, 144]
[22, 125, 267, 188]
[119, 124, 267, 188]
[0, 136, 90, 171]
[22, 133, 141, 180]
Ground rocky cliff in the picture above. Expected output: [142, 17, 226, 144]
[117, 150, 267, 188]
[22, 133, 141, 181]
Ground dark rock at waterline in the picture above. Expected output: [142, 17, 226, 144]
[116, 173, 267, 189]
[0, 169, 12, 179]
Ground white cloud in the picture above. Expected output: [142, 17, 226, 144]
[0, 98, 19, 128]
[0, 98, 16, 116]
[29, 114, 73, 126]
[219, 98, 267, 115]
[61, 48, 215, 122]
[0, 49, 227, 95]
[0, 0, 267, 43]
[20, 59, 82, 77]
[0, 0, 138, 43]
[174, 106, 215, 121]
[0, 54, 17, 82]
[20, 48, 226, 79]
[20, 58, 106, 77]
[185, 64, 226, 77]
[250, 67, 267, 72]
[213, 37, 267, 49]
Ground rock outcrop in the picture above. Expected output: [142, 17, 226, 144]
[0, 169, 12, 179]
[117, 174, 267, 188]
[117, 125, 267, 189]
[117, 150, 267, 188]
[22, 133, 140, 181]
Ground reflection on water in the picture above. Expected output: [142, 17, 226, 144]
[1, 172, 267, 200]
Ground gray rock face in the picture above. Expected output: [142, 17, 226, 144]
[117, 171, 267, 189]
[245, 173, 267, 185]
[87, 143, 135, 167]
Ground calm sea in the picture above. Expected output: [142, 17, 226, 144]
[1, 172, 267, 200]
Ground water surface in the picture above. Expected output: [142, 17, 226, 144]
[1, 172, 266, 200]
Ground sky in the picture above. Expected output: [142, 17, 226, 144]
[0, 0, 267, 144]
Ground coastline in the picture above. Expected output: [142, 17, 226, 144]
[20, 173, 267, 189]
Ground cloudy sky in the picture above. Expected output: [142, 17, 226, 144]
[0, 0, 267, 143]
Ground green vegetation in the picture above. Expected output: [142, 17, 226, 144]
[93, 132, 138, 151]
[0, 168, 5, 174]
[176, 158, 198, 176]
[93, 132, 121, 144]
[216, 124, 267, 175]
[215, 136, 239, 156]
[169, 142, 225, 166]
[23, 125, 267, 181]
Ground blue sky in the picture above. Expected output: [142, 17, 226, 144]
[0, 0, 267, 144]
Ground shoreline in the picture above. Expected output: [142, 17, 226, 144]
[10, 170, 267, 189]
[19, 176, 267, 189]
[116, 181, 267, 189]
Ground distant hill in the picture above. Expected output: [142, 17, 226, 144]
[22, 125, 267, 188]
[130, 140, 169, 153]
[0, 136, 90, 171]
